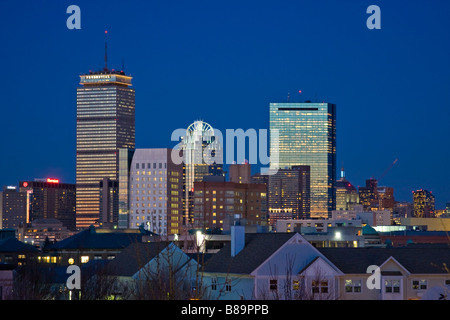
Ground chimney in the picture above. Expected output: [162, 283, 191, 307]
[231, 224, 245, 257]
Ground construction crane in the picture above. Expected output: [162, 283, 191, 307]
[378, 158, 398, 182]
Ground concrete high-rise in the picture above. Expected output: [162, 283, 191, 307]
[76, 63, 135, 229]
[128, 148, 183, 236]
[269, 102, 336, 218]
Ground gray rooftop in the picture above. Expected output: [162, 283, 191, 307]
[203, 233, 295, 274]
[318, 246, 450, 274]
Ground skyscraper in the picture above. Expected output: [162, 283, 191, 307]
[181, 120, 224, 225]
[128, 148, 183, 236]
[269, 102, 336, 218]
[413, 189, 435, 218]
[19, 179, 76, 230]
[0, 186, 27, 230]
[76, 58, 135, 229]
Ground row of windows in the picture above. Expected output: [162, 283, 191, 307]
[136, 162, 166, 169]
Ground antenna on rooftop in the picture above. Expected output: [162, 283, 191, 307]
[104, 30, 108, 72]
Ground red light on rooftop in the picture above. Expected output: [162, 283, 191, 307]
[23, 182, 28, 187]
[47, 178, 59, 184]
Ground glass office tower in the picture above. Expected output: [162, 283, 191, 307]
[76, 71, 135, 229]
[269, 102, 336, 218]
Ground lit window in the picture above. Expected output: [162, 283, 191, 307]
[412, 280, 427, 290]
[81, 256, 89, 263]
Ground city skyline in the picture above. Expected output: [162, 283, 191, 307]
[0, 1, 449, 208]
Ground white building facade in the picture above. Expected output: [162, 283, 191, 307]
[129, 148, 183, 236]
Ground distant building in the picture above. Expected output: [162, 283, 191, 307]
[76, 67, 135, 229]
[413, 189, 435, 218]
[275, 218, 364, 247]
[19, 179, 76, 231]
[376, 186, 395, 211]
[128, 148, 184, 236]
[358, 178, 378, 210]
[181, 120, 224, 225]
[192, 179, 267, 231]
[19, 218, 75, 248]
[393, 201, 414, 218]
[357, 210, 391, 227]
[0, 186, 27, 230]
[400, 217, 450, 232]
[268, 166, 311, 225]
[446, 202, 450, 214]
[335, 168, 359, 211]
[99, 178, 118, 228]
[358, 178, 395, 212]
[118, 148, 135, 229]
[269, 102, 336, 218]
[229, 162, 251, 184]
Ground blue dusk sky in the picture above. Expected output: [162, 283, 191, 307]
[0, 0, 449, 208]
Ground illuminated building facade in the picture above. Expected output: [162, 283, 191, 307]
[0, 186, 27, 230]
[19, 179, 76, 231]
[335, 168, 359, 211]
[181, 121, 224, 225]
[268, 165, 311, 225]
[269, 102, 336, 218]
[76, 70, 135, 229]
[192, 179, 267, 231]
[413, 189, 435, 218]
[128, 149, 183, 236]
[358, 178, 378, 210]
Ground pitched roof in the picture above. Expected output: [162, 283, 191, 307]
[203, 233, 295, 274]
[105, 242, 170, 276]
[318, 246, 450, 274]
[0, 237, 39, 253]
[46, 227, 142, 250]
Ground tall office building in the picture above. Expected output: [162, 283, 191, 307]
[269, 102, 336, 218]
[76, 60, 135, 229]
[181, 120, 224, 225]
[268, 165, 311, 226]
[413, 189, 435, 218]
[19, 179, 76, 230]
[0, 186, 27, 230]
[128, 149, 183, 236]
